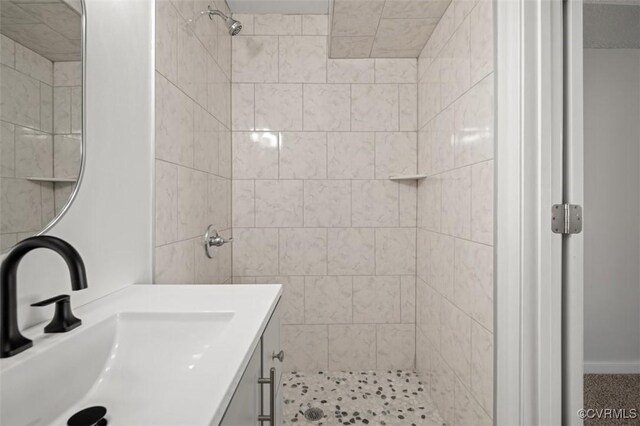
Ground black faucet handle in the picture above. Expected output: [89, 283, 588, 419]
[31, 294, 70, 307]
[31, 294, 82, 333]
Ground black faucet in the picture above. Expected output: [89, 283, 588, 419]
[0, 236, 87, 358]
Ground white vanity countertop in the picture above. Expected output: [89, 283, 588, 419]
[0, 284, 282, 426]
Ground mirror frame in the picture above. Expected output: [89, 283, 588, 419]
[31, 0, 86, 240]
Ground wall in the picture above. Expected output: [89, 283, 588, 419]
[230, 14, 419, 372]
[2, 0, 154, 329]
[1, 38, 56, 246]
[154, 0, 232, 284]
[584, 5, 640, 372]
[415, 0, 494, 424]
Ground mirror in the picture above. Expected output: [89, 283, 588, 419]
[0, 0, 84, 252]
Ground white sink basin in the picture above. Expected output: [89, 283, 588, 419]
[0, 285, 281, 426]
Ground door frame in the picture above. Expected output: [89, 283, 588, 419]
[495, 0, 577, 424]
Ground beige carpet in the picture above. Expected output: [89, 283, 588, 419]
[584, 374, 640, 425]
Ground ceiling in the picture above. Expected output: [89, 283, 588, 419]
[228, 0, 329, 15]
[0, 0, 82, 62]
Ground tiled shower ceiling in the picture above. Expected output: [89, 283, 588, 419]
[329, 0, 452, 58]
[0, 0, 81, 62]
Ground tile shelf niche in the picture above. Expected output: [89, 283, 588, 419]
[26, 177, 78, 183]
[388, 174, 428, 181]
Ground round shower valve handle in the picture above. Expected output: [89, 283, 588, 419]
[204, 225, 233, 258]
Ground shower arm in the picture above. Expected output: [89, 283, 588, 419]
[203, 7, 229, 21]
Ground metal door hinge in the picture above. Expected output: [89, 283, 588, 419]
[551, 204, 582, 234]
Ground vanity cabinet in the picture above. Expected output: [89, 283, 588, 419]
[220, 303, 283, 426]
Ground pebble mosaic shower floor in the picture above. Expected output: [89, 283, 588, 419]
[282, 370, 445, 425]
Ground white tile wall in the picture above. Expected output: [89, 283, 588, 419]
[154, 0, 232, 284]
[231, 14, 419, 373]
[415, 0, 494, 422]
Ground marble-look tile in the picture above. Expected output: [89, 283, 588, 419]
[351, 84, 399, 131]
[40, 83, 53, 133]
[440, 299, 471, 386]
[255, 276, 305, 324]
[194, 237, 228, 284]
[253, 14, 302, 35]
[231, 179, 255, 227]
[177, 167, 207, 240]
[469, 0, 493, 85]
[232, 228, 279, 276]
[401, 276, 416, 323]
[155, 0, 179, 82]
[70, 87, 81, 134]
[303, 180, 351, 227]
[454, 238, 493, 331]
[305, 276, 352, 324]
[231, 83, 254, 130]
[375, 227, 416, 275]
[454, 74, 493, 167]
[302, 15, 329, 35]
[429, 232, 454, 298]
[0, 178, 42, 233]
[399, 84, 418, 131]
[206, 57, 230, 127]
[417, 175, 441, 231]
[0, 66, 40, 130]
[417, 277, 441, 350]
[430, 106, 455, 175]
[431, 351, 455, 426]
[155, 160, 178, 246]
[327, 132, 375, 179]
[1, 122, 15, 177]
[471, 160, 493, 245]
[155, 72, 193, 167]
[282, 325, 328, 372]
[372, 19, 436, 52]
[303, 84, 351, 131]
[154, 239, 194, 283]
[453, 0, 478, 28]
[441, 166, 471, 239]
[232, 14, 254, 35]
[416, 229, 431, 283]
[329, 324, 377, 370]
[454, 378, 492, 426]
[0, 234, 18, 251]
[327, 228, 375, 275]
[415, 324, 432, 373]
[352, 180, 399, 227]
[279, 132, 326, 179]
[418, 58, 441, 127]
[279, 36, 327, 83]
[330, 36, 374, 58]
[382, 0, 451, 19]
[207, 176, 230, 230]
[53, 62, 81, 87]
[169, 0, 195, 21]
[353, 276, 401, 323]
[15, 127, 52, 178]
[53, 134, 80, 178]
[375, 132, 417, 178]
[1, 35, 15, 67]
[255, 84, 303, 131]
[327, 59, 374, 83]
[440, 17, 470, 107]
[232, 36, 278, 83]
[377, 324, 415, 370]
[279, 228, 327, 275]
[193, 105, 219, 174]
[331, 0, 384, 36]
[374, 58, 417, 83]
[218, 128, 232, 178]
[15, 43, 52, 85]
[232, 131, 279, 178]
[53, 86, 71, 134]
[53, 182, 74, 214]
[255, 180, 303, 227]
[471, 321, 494, 415]
[399, 181, 417, 227]
[177, 23, 207, 106]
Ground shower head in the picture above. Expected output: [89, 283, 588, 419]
[203, 5, 243, 36]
